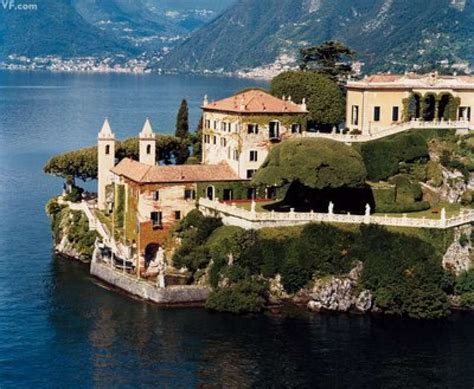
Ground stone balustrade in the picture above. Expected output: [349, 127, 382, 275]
[300, 120, 473, 143]
[198, 198, 474, 230]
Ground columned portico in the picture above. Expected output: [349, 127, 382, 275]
[346, 72, 474, 135]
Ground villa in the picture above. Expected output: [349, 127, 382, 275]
[346, 72, 474, 135]
[202, 89, 308, 179]
[92, 73, 474, 275]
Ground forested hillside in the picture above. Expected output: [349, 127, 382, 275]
[160, 0, 474, 74]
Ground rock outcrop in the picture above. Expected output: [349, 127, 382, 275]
[307, 261, 373, 313]
[442, 225, 473, 275]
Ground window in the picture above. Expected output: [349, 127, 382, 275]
[351, 105, 359, 126]
[249, 150, 258, 162]
[291, 123, 301, 134]
[246, 169, 257, 179]
[213, 121, 217, 130]
[221, 137, 227, 147]
[152, 191, 159, 201]
[105, 144, 110, 155]
[269, 121, 280, 139]
[223, 189, 233, 201]
[184, 189, 196, 200]
[459, 106, 471, 121]
[204, 134, 210, 144]
[205, 119, 211, 128]
[233, 149, 238, 161]
[228, 123, 232, 132]
[247, 188, 257, 199]
[392, 106, 399, 122]
[213, 136, 217, 145]
[175, 210, 181, 220]
[247, 124, 259, 134]
[373, 106, 381, 122]
[221, 122, 226, 131]
[146, 144, 152, 154]
[150, 211, 162, 228]
[266, 186, 277, 200]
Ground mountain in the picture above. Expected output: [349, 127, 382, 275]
[160, 0, 474, 74]
[0, 0, 235, 62]
[0, 0, 135, 60]
[72, 0, 236, 51]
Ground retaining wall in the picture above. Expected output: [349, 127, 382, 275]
[90, 260, 210, 304]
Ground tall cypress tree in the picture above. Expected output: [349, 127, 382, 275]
[175, 99, 190, 164]
[175, 99, 189, 138]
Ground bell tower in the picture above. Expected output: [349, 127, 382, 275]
[139, 118, 156, 166]
[97, 118, 115, 210]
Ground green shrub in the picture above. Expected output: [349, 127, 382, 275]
[455, 270, 474, 294]
[360, 225, 449, 319]
[460, 292, 474, 309]
[64, 185, 84, 203]
[173, 210, 222, 273]
[426, 161, 443, 187]
[114, 184, 125, 228]
[357, 132, 428, 181]
[280, 258, 310, 293]
[45, 198, 67, 243]
[205, 277, 268, 313]
[459, 233, 469, 247]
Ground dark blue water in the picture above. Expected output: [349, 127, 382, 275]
[1, 70, 474, 388]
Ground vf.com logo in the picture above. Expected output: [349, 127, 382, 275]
[1, 0, 38, 11]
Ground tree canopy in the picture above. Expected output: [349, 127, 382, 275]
[300, 40, 356, 81]
[270, 71, 345, 129]
[175, 99, 191, 164]
[252, 138, 367, 190]
[43, 135, 186, 181]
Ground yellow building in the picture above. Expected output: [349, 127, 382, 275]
[346, 72, 474, 135]
[201, 89, 308, 179]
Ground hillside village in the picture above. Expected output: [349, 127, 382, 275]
[46, 71, 474, 319]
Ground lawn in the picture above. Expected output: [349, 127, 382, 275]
[373, 202, 462, 219]
[232, 200, 464, 220]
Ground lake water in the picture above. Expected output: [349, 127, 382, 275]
[0, 70, 474, 388]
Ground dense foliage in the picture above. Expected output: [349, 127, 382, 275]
[252, 138, 367, 190]
[172, 210, 222, 274]
[43, 134, 187, 180]
[299, 41, 356, 81]
[356, 132, 429, 181]
[176, 210, 453, 318]
[175, 99, 191, 164]
[205, 277, 268, 313]
[270, 71, 345, 128]
[359, 226, 449, 319]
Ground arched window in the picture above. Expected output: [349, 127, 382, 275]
[105, 145, 110, 155]
[146, 144, 151, 154]
[206, 186, 215, 200]
[269, 121, 280, 139]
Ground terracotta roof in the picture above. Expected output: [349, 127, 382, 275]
[111, 158, 242, 184]
[348, 72, 474, 90]
[202, 89, 308, 114]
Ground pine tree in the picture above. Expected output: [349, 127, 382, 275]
[175, 99, 190, 164]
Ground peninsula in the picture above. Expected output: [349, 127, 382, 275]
[45, 69, 474, 319]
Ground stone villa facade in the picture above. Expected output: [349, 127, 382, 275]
[346, 72, 474, 135]
[202, 89, 308, 179]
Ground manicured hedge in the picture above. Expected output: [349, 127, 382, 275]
[357, 132, 429, 181]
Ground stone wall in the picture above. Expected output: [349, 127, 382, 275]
[199, 198, 474, 230]
[90, 260, 210, 304]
